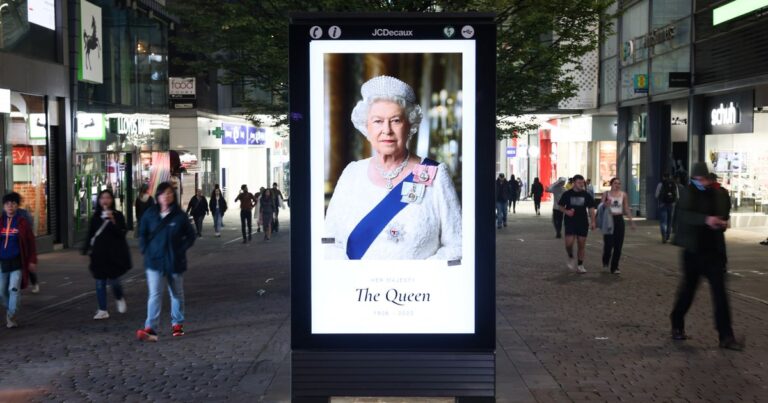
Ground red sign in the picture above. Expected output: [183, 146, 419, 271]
[12, 146, 33, 165]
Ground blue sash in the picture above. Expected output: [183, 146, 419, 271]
[346, 158, 438, 260]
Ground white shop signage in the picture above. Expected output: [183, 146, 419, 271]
[711, 102, 739, 126]
[704, 90, 754, 135]
[622, 23, 677, 64]
[169, 77, 196, 98]
[114, 116, 150, 136]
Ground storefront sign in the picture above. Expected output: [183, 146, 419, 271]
[704, 90, 754, 135]
[622, 23, 677, 63]
[633, 74, 649, 93]
[12, 146, 33, 165]
[76, 112, 105, 140]
[0, 89, 10, 114]
[221, 123, 265, 145]
[506, 146, 517, 157]
[669, 72, 691, 88]
[169, 77, 196, 98]
[28, 113, 47, 139]
[28, 0, 56, 31]
[111, 116, 150, 136]
[713, 0, 768, 26]
[78, 0, 103, 84]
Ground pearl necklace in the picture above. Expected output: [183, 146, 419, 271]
[373, 151, 410, 190]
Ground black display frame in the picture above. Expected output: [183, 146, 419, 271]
[289, 13, 496, 353]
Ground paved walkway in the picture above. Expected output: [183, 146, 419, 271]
[0, 204, 765, 402]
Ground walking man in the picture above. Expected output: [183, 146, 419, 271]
[136, 182, 196, 341]
[547, 177, 567, 238]
[271, 183, 284, 233]
[530, 177, 544, 216]
[495, 174, 510, 229]
[670, 163, 744, 350]
[0, 192, 37, 328]
[508, 175, 520, 214]
[185, 189, 209, 237]
[655, 173, 678, 243]
[558, 175, 596, 273]
[235, 184, 257, 243]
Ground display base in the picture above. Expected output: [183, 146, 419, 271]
[292, 351, 495, 401]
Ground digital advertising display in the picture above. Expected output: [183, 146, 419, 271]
[291, 13, 495, 351]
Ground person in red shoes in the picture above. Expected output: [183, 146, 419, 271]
[0, 192, 37, 328]
[136, 182, 196, 341]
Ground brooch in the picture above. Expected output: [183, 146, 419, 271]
[386, 222, 406, 243]
[412, 165, 437, 186]
[400, 181, 426, 204]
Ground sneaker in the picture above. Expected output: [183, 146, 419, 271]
[136, 327, 158, 342]
[567, 259, 576, 271]
[6, 315, 18, 329]
[93, 310, 110, 320]
[116, 298, 127, 314]
[556, 233, 562, 239]
[613, 269, 621, 275]
[31, 284, 40, 294]
[215, 232, 221, 237]
[577, 265, 587, 274]
[671, 329, 688, 341]
[603, 264, 609, 272]
[719, 336, 745, 351]
[172, 324, 185, 337]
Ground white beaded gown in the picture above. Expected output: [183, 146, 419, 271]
[324, 158, 462, 260]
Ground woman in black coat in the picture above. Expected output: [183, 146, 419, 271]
[82, 190, 132, 320]
[530, 177, 544, 216]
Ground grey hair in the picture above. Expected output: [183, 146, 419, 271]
[350, 95, 423, 138]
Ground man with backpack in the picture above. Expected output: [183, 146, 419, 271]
[655, 173, 679, 243]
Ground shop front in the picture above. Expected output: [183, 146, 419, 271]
[701, 89, 768, 227]
[73, 112, 169, 238]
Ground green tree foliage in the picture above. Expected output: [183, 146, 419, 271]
[171, 0, 615, 138]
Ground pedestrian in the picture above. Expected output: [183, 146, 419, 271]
[213, 184, 225, 228]
[547, 177, 567, 238]
[271, 183, 284, 233]
[530, 177, 544, 216]
[260, 189, 276, 241]
[235, 184, 257, 243]
[0, 192, 37, 328]
[558, 175, 596, 273]
[599, 178, 635, 275]
[185, 189, 209, 237]
[508, 175, 520, 214]
[586, 178, 595, 199]
[495, 173, 510, 229]
[136, 182, 197, 342]
[13, 196, 39, 294]
[134, 183, 155, 228]
[517, 177, 525, 201]
[655, 173, 678, 243]
[209, 187, 227, 237]
[81, 190, 131, 320]
[670, 162, 744, 350]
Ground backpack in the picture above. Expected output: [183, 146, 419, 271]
[660, 180, 677, 203]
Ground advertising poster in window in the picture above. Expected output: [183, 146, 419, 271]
[78, 0, 103, 84]
[309, 40, 476, 334]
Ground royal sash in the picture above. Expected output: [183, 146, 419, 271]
[346, 158, 438, 259]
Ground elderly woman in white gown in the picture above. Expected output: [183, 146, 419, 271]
[324, 75, 462, 260]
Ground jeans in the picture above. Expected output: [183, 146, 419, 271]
[96, 278, 124, 311]
[552, 209, 564, 236]
[0, 270, 22, 317]
[145, 270, 185, 330]
[212, 212, 222, 233]
[240, 209, 253, 240]
[671, 251, 733, 341]
[193, 215, 204, 236]
[496, 201, 507, 227]
[659, 203, 674, 241]
[602, 216, 625, 272]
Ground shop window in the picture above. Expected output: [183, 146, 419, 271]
[5, 93, 48, 236]
[0, 0, 57, 62]
[597, 141, 617, 191]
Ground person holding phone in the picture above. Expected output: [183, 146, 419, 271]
[82, 190, 131, 320]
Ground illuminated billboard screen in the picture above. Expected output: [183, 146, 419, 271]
[291, 14, 495, 350]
